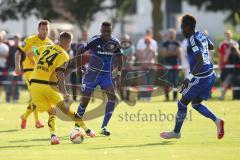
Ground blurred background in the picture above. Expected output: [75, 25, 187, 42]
[0, 0, 239, 103]
[0, 0, 239, 39]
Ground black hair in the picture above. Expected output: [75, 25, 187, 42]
[181, 14, 196, 29]
[102, 21, 112, 27]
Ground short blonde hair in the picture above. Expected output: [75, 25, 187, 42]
[38, 20, 50, 28]
[59, 32, 73, 42]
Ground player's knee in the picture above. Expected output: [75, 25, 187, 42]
[178, 100, 187, 112]
[180, 97, 190, 106]
[191, 103, 200, 109]
[108, 94, 118, 104]
[81, 96, 91, 106]
[48, 108, 56, 116]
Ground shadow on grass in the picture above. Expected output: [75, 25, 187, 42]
[9, 136, 69, 143]
[0, 129, 20, 133]
[90, 141, 174, 150]
[0, 144, 44, 149]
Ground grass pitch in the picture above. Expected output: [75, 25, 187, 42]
[0, 90, 239, 160]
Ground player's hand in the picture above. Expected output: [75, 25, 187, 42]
[14, 66, 22, 75]
[180, 78, 190, 93]
[77, 67, 85, 77]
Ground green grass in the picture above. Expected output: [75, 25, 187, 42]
[0, 90, 240, 160]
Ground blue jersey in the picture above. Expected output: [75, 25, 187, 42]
[187, 31, 214, 74]
[82, 35, 122, 72]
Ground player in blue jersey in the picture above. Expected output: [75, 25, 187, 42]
[160, 14, 224, 139]
[76, 22, 123, 136]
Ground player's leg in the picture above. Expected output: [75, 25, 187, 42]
[191, 98, 217, 121]
[21, 76, 44, 129]
[160, 76, 202, 139]
[47, 107, 59, 145]
[100, 86, 118, 136]
[160, 97, 190, 139]
[191, 97, 224, 139]
[77, 92, 91, 117]
[76, 70, 98, 117]
[56, 101, 96, 137]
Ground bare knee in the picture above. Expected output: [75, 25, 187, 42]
[48, 107, 56, 116]
[180, 97, 190, 106]
[81, 96, 91, 107]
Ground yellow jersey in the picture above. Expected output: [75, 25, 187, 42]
[18, 34, 54, 71]
[30, 44, 69, 84]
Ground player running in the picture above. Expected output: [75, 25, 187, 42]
[76, 22, 123, 136]
[29, 32, 95, 145]
[160, 14, 224, 139]
[15, 20, 54, 129]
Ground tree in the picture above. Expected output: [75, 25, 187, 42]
[111, 0, 137, 33]
[0, 0, 59, 21]
[58, 0, 106, 32]
[151, 0, 163, 39]
[0, 0, 106, 33]
[186, 0, 240, 26]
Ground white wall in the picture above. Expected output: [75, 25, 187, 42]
[0, 16, 39, 37]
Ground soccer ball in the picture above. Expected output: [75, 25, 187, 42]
[69, 128, 85, 144]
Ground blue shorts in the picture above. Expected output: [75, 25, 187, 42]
[181, 72, 216, 101]
[82, 69, 114, 94]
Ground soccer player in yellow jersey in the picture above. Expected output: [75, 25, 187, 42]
[14, 20, 54, 129]
[29, 32, 95, 145]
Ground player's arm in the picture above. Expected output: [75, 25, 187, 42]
[56, 60, 70, 102]
[207, 37, 215, 50]
[56, 70, 68, 95]
[116, 54, 123, 75]
[192, 54, 204, 75]
[115, 45, 123, 88]
[180, 37, 204, 92]
[76, 46, 84, 75]
[15, 39, 28, 75]
[189, 38, 204, 76]
[76, 38, 95, 76]
[26, 50, 37, 65]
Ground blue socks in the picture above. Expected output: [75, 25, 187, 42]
[101, 100, 116, 128]
[77, 104, 86, 117]
[173, 100, 218, 134]
[174, 101, 187, 133]
[192, 103, 217, 122]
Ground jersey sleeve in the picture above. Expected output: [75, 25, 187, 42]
[82, 36, 98, 52]
[207, 37, 214, 48]
[114, 39, 123, 55]
[55, 53, 70, 72]
[189, 35, 203, 55]
[18, 38, 30, 54]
